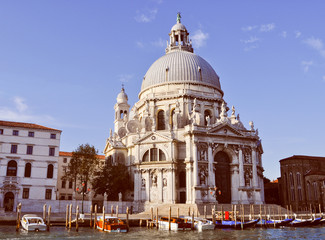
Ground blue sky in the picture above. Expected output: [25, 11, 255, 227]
[1, 0, 324, 180]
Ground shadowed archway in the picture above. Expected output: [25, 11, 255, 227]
[214, 151, 231, 203]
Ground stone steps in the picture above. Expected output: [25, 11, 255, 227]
[142, 203, 292, 217]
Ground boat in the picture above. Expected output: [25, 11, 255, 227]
[96, 216, 128, 232]
[182, 216, 215, 231]
[20, 214, 47, 232]
[214, 218, 260, 229]
[309, 216, 323, 226]
[257, 218, 294, 227]
[289, 218, 313, 227]
[158, 217, 192, 231]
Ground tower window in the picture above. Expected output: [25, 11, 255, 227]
[24, 162, 31, 177]
[157, 110, 165, 130]
[47, 164, 54, 178]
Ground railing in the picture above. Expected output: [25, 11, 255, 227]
[4, 176, 19, 184]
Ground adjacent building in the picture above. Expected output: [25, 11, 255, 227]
[279, 155, 325, 212]
[104, 15, 265, 207]
[57, 151, 106, 207]
[0, 120, 61, 212]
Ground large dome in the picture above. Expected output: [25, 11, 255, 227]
[141, 51, 221, 91]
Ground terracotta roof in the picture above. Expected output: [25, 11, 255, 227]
[271, 179, 278, 183]
[0, 120, 61, 132]
[59, 151, 105, 159]
[280, 155, 325, 162]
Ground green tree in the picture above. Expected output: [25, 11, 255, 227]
[62, 143, 99, 213]
[91, 159, 133, 201]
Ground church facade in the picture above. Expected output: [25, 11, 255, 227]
[104, 15, 264, 205]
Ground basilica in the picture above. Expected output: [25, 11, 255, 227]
[104, 15, 265, 206]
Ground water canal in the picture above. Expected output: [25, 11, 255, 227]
[0, 226, 324, 240]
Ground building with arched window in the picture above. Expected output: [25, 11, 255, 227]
[279, 155, 325, 212]
[0, 120, 61, 212]
[104, 15, 264, 207]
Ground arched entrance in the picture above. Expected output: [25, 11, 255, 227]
[4, 192, 14, 212]
[214, 151, 231, 203]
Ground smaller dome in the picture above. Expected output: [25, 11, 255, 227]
[116, 87, 128, 104]
[171, 23, 187, 32]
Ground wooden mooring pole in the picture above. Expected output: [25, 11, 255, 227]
[90, 205, 93, 228]
[65, 204, 69, 228]
[69, 204, 72, 229]
[168, 207, 171, 231]
[102, 206, 105, 231]
[16, 203, 21, 232]
[126, 207, 129, 231]
[94, 205, 97, 229]
[43, 204, 47, 222]
[47, 205, 51, 231]
[76, 205, 79, 232]
[156, 208, 159, 229]
[116, 205, 119, 218]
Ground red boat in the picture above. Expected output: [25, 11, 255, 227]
[96, 216, 128, 232]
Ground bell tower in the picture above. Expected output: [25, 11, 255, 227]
[114, 86, 130, 133]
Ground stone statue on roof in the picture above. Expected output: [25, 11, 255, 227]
[177, 12, 181, 23]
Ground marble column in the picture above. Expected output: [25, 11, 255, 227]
[158, 169, 163, 203]
[172, 168, 176, 203]
[252, 148, 258, 188]
[193, 142, 199, 186]
[238, 148, 245, 187]
[186, 163, 192, 204]
[145, 170, 150, 202]
[134, 170, 139, 201]
[192, 141, 199, 202]
[208, 143, 214, 187]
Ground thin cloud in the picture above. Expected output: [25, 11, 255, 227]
[241, 36, 260, 44]
[241, 25, 258, 32]
[323, 76, 325, 82]
[244, 45, 258, 52]
[304, 36, 325, 58]
[301, 61, 313, 73]
[281, 31, 287, 38]
[14, 97, 28, 112]
[260, 23, 275, 32]
[118, 74, 133, 83]
[135, 8, 158, 23]
[0, 97, 55, 125]
[136, 41, 144, 48]
[151, 38, 165, 48]
[191, 29, 209, 48]
[295, 31, 302, 38]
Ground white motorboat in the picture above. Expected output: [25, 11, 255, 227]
[183, 216, 215, 231]
[21, 214, 47, 232]
[158, 217, 192, 231]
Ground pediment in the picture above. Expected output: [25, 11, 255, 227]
[208, 123, 244, 137]
[136, 132, 174, 144]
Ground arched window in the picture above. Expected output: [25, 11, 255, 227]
[204, 110, 212, 126]
[289, 172, 295, 201]
[296, 172, 302, 201]
[47, 164, 54, 178]
[157, 110, 165, 130]
[6, 160, 17, 176]
[142, 148, 166, 162]
[24, 163, 31, 177]
[143, 151, 149, 162]
[120, 110, 124, 119]
[159, 149, 166, 161]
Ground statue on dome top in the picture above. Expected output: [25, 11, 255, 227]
[177, 12, 181, 23]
